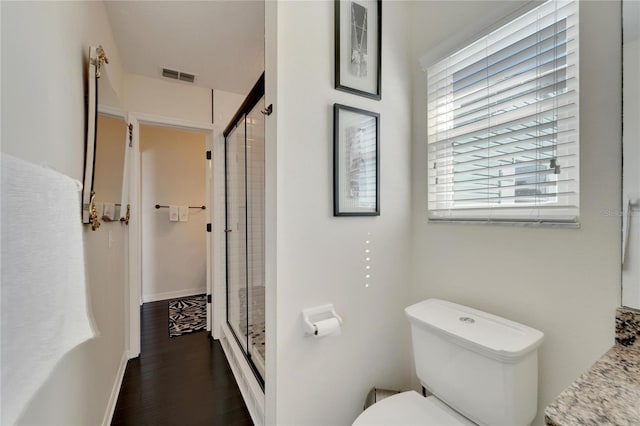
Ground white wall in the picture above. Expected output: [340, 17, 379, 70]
[264, 2, 278, 422]
[214, 89, 246, 128]
[124, 74, 246, 128]
[1, 1, 123, 177]
[1, 1, 127, 424]
[124, 73, 212, 124]
[271, 1, 413, 424]
[140, 125, 207, 302]
[409, 2, 621, 425]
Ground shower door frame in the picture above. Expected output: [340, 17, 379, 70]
[223, 73, 266, 388]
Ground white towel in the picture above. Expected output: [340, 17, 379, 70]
[1, 153, 96, 425]
[179, 205, 189, 222]
[102, 202, 115, 221]
[169, 205, 179, 222]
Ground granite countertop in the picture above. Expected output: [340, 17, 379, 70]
[544, 308, 640, 426]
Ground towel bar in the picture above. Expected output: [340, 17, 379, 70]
[155, 204, 206, 210]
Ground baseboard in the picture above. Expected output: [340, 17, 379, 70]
[102, 351, 128, 426]
[220, 324, 265, 426]
[142, 287, 205, 303]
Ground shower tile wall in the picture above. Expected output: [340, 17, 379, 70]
[247, 99, 265, 297]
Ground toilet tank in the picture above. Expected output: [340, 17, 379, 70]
[405, 299, 544, 426]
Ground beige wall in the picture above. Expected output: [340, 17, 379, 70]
[1, 1, 128, 424]
[140, 125, 207, 302]
[409, 2, 621, 425]
[94, 114, 127, 204]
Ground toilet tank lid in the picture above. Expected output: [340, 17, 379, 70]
[405, 299, 544, 361]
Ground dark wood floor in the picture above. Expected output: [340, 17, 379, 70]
[112, 300, 253, 426]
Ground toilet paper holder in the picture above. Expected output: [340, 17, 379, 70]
[302, 304, 343, 336]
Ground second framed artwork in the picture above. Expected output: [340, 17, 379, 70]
[333, 104, 380, 216]
[335, 0, 381, 100]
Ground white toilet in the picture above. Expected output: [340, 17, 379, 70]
[353, 299, 544, 426]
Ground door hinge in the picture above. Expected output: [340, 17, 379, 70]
[128, 123, 133, 147]
[206, 223, 212, 232]
[206, 150, 212, 160]
[207, 294, 212, 303]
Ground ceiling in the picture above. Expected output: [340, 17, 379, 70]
[104, 1, 265, 95]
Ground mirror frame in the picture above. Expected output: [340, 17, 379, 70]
[83, 45, 130, 230]
[622, 0, 640, 309]
[83, 46, 107, 229]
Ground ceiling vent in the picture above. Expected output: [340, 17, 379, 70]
[162, 67, 196, 84]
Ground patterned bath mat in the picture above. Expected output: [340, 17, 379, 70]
[168, 295, 206, 337]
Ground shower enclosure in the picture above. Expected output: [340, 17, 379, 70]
[224, 74, 265, 385]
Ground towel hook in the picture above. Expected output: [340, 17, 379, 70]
[261, 104, 273, 116]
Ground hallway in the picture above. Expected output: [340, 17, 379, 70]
[112, 300, 253, 426]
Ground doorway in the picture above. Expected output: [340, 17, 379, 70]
[140, 124, 208, 305]
[127, 114, 215, 358]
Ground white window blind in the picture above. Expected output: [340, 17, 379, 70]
[427, 0, 579, 224]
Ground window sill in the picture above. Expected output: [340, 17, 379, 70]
[426, 218, 581, 229]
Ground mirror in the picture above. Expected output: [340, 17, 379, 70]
[82, 46, 129, 230]
[622, 0, 640, 309]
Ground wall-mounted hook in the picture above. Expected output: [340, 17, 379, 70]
[623, 194, 640, 265]
[89, 191, 101, 231]
[120, 204, 130, 225]
[261, 104, 273, 116]
[95, 45, 109, 78]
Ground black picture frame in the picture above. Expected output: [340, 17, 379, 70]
[335, 0, 382, 100]
[333, 103, 380, 216]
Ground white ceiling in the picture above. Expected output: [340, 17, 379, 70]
[104, 1, 265, 96]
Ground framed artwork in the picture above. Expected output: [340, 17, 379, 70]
[333, 104, 380, 216]
[335, 0, 382, 100]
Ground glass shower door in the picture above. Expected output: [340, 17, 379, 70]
[246, 97, 265, 379]
[224, 90, 265, 385]
[226, 117, 248, 353]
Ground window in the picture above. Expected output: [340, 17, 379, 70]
[426, 0, 579, 224]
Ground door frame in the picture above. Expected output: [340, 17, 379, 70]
[126, 111, 216, 358]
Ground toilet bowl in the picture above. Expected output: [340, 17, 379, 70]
[353, 299, 544, 426]
[353, 391, 474, 426]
